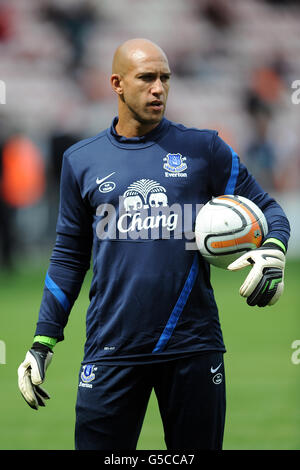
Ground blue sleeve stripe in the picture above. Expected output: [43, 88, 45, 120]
[152, 254, 199, 353]
[45, 272, 70, 312]
[224, 145, 239, 195]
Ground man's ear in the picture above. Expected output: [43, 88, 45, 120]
[110, 74, 123, 96]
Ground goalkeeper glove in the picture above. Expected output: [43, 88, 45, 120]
[18, 342, 53, 410]
[227, 240, 286, 307]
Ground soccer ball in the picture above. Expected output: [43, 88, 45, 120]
[195, 195, 268, 269]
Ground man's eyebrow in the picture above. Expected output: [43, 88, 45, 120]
[136, 71, 172, 77]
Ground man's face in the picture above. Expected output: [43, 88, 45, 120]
[119, 53, 171, 126]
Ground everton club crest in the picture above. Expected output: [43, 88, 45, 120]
[163, 153, 187, 178]
[79, 364, 96, 388]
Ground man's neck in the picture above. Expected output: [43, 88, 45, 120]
[115, 117, 161, 138]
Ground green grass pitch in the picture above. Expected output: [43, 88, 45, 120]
[0, 256, 299, 450]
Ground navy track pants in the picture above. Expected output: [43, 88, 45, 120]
[75, 351, 226, 450]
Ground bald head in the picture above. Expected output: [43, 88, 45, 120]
[112, 38, 169, 76]
[110, 38, 171, 137]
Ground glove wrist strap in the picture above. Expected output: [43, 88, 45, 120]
[33, 335, 57, 350]
[263, 238, 286, 253]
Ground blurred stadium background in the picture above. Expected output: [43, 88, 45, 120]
[0, 0, 299, 450]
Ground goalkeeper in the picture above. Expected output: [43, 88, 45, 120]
[18, 38, 290, 450]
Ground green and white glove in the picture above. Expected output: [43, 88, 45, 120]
[227, 239, 286, 307]
[18, 336, 56, 410]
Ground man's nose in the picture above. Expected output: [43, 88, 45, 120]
[151, 78, 164, 95]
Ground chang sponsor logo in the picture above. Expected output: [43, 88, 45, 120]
[123, 179, 168, 210]
[95, 178, 204, 245]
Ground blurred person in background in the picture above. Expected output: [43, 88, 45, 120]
[17, 38, 290, 451]
[0, 135, 14, 270]
[39, 0, 99, 74]
[0, 120, 46, 269]
[0, 1, 15, 43]
[242, 49, 296, 193]
[244, 104, 277, 192]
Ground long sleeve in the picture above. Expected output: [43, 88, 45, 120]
[34, 233, 92, 341]
[34, 152, 93, 341]
[210, 133, 291, 250]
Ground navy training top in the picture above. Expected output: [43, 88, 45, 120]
[34, 117, 291, 364]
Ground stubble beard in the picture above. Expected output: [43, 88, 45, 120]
[124, 96, 165, 127]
